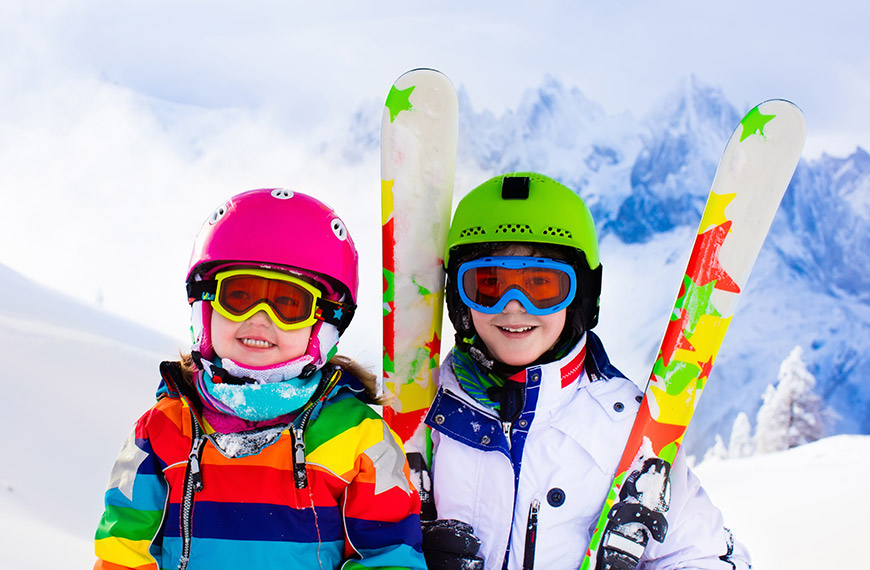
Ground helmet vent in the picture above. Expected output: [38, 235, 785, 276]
[495, 224, 533, 234]
[459, 226, 487, 238]
[208, 203, 229, 225]
[271, 188, 294, 200]
[331, 218, 348, 241]
[542, 226, 573, 239]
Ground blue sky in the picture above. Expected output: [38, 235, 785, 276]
[1, 0, 867, 344]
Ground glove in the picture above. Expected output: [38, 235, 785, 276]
[421, 519, 485, 570]
[407, 452, 436, 522]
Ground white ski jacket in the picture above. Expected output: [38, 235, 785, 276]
[425, 333, 750, 570]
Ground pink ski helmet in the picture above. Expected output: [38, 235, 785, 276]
[187, 188, 359, 362]
[188, 188, 358, 299]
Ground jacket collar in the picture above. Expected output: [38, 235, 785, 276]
[438, 334, 594, 418]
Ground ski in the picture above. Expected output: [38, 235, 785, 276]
[582, 100, 806, 570]
[381, 68, 459, 462]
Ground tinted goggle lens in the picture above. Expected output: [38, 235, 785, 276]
[213, 270, 320, 330]
[458, 257, 576, 315]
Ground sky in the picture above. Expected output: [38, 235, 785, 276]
[1, 0, 868, 347]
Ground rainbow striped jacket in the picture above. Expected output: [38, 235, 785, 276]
[94, 361, 425, 570]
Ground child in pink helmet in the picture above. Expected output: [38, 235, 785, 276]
[94, 188, 426, 570]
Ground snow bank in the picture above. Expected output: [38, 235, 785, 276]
[697, 434, 870, 569]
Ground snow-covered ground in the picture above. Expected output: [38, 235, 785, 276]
[696, 435, 869, 569]
[0, 264, 180, 568]
[0, 490, 94, 569]
[1, 262, 864, 569]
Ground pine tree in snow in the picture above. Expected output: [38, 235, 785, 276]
[702, 434, 729, 464]
[728, 412, 754, 458]
[754, 346, 826, 454]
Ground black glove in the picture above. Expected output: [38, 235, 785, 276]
[407, 452, 436, 522]
[421, 519, 485, 570]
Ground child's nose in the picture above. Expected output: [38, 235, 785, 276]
[247, 309, 273, 325]
[503, 299, 527, 313]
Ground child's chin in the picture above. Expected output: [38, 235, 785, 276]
[494, 350, 545, 368]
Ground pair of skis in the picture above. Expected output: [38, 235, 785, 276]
[379, 69, 805, 569]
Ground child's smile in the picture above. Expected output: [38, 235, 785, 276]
[470, 299, 566, 367]
[211, 309, 312, 367]
[239, 337, 275, 349]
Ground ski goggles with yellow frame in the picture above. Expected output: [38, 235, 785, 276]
[457, 256, 577, 315]
[187, 268, 354, 331]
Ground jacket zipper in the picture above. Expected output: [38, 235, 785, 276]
[290, 367, 343, 489]
[291, 425, 308, 488]
[442, 389, 523, 569]
[291, 385, 321, 489]
[178, 415, 205, 570]
[522, 499, 540, 570]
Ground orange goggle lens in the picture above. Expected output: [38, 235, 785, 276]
[469, 266, 568, 305]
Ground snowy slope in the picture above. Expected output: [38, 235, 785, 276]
[696, 435, 870, 569]
[0, 489, 93, 569]
[0, 263, 182, 540]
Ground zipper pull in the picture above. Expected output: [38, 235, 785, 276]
[292, 427, 308, 489]
[188, 436, 205, 492]
[523, 499, 541, 570]
[502, 421, 512, 450]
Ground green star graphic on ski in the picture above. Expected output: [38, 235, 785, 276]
[385, 84, 415, 122]
[739, 106, 776, 141]
[383, 268, 395, 316]
[652, 353, 703, 396]
[675, 275, 721, 333]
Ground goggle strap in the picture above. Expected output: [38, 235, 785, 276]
[187, 280, 217, 304]
[315, 297, 356, 332]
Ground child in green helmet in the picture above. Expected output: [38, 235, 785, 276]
[420, 173, 750, 570]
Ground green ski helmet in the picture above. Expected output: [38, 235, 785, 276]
[445, 172, 602, 361]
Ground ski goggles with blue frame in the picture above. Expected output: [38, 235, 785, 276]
[457, 256, 577, 315]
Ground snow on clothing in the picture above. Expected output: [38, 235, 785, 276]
[94, 361, 426, 570]
[426, 332, 750, 570]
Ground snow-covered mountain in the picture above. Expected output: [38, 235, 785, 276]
[360, 73, 869, 456]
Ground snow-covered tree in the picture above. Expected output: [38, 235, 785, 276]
[754, 346, 826, 454]
[728, 412, 754, 458]
[702, 434, 728, 464]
